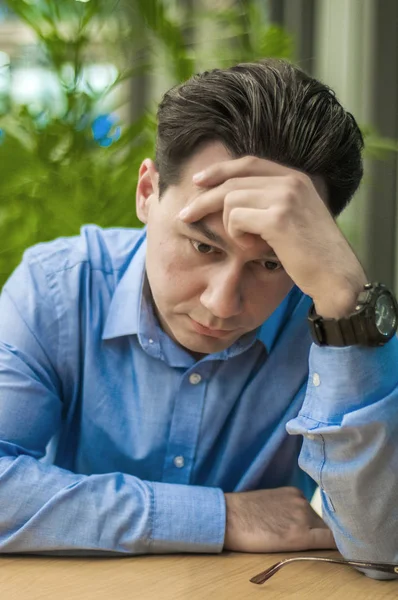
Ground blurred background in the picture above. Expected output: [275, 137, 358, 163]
[0, 0, 397, 292]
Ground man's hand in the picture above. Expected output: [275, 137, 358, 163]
[179, 156, 367, 319]
[224, 487, 337, 553]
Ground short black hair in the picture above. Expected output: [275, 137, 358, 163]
[155, 59, 364, 216]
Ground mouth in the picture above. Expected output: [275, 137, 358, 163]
[189, 317, 236, 339]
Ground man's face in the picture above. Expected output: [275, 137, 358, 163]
[136, 141, 295, 356]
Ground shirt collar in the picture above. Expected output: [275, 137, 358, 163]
[256, 285, 312, 352]
[102, 230, 146, 340]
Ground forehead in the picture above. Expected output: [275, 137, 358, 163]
[179, 141, 233, 188]
[165, 142, 230, 218]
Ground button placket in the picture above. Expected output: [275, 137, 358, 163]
[189, 373, 202, 385]
[173, 456, 185, 468]
[161, 369, 209, 484]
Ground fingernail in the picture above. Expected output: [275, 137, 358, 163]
[192, 171, 205, 183]
[179, 207, 189, 220]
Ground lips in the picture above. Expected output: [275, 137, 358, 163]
[189, 318, 235, 338]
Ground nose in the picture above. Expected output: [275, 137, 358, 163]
[200, 266, 243, 320]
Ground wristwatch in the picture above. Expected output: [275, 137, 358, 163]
[308, 283, 398, 347]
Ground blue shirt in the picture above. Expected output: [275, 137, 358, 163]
[0, 225, 397, 569]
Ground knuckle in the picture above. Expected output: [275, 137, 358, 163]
[285, 190, 297, 206]
[295, 497, 311, 512]
[270, 205, 290, 230]
[228, 205, 241, 225]
[242, 155, 258, 168]
[223, 178, 238, 191]
[271, 179, 299, 211]
[285, 173, 308, 198]
[284, 486, 303, 496]
[224, 189, 241, 206]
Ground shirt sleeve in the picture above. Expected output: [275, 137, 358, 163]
[286, 338, 398, 579]
[0, 256, 225, 555]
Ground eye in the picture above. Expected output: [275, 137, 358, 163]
[257, 260, 283, 272]
[190, 240, 218, 255]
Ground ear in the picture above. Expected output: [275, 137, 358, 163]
[136, 159, 159, 224]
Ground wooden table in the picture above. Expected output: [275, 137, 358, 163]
[1, 550, 397, 599]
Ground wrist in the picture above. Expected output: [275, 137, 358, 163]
[224, 493, 238, 550]
[313, 278, 368, 319]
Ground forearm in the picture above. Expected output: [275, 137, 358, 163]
[0, 283, 226, 557]
[0, 448, 225, 555]
[287, 338, 398, 577]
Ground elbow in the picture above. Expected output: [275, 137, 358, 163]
[359, 568, 398, 581]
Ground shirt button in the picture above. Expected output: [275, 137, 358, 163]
[149, 339, 154, 344]
[312, 373, 321, 387]
[189, 373, 202, 385]
[173, 456, 185, 468]
[307, 434, 316, 440]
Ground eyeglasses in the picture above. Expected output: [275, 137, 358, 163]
[250, 556, 398, 585]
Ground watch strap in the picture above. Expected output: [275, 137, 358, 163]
[308, 304, 369, 347]
[308, 282, 398, 347]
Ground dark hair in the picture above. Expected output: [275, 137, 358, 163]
[155, 59, 364, 216]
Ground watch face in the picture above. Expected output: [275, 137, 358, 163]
[375, 293, 398, 335]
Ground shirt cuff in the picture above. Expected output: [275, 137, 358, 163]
[292, 335, 398, 426]
[147, 481, 226, 553]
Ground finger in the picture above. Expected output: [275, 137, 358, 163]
[230, 232, 258, 250]
[180, 178, 283, 224]
[226, 206, 272, 242]
[307, 526, 337, 550]
[179, 186, 226, 223]
[223, 188, 281, 236]
[192, 156, 293, 188]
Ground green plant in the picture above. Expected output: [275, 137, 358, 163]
[0, 0, 295, 287]
[0, 2, 150, 285]
[0, 0, 396, 289]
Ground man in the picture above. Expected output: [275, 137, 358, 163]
[0, 59, 397, 577]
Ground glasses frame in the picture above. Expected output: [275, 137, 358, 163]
[250, 556, 398, 585]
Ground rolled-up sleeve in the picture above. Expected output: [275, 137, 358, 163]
[286, 337, 398, 579]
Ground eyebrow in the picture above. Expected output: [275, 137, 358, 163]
[187, 221, 227, 248]
[186, 220, 278, 258]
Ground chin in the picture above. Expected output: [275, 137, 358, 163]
[175, 330, 235, 355]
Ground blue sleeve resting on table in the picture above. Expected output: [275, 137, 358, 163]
[0, 254, 225, 555]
